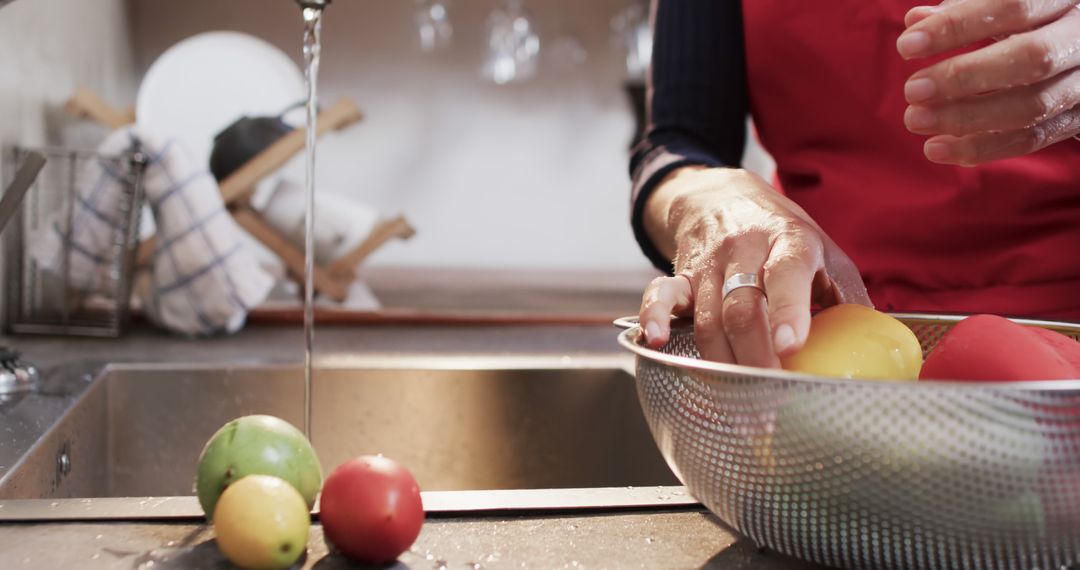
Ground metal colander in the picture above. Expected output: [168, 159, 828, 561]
[617, 314, 1080, 570]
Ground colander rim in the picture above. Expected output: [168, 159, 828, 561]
[616, 312, 1080, 391]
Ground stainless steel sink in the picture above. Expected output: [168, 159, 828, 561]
[0, 358, 678, 499]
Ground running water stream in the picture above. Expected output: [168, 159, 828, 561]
[301, 5, 324, 438]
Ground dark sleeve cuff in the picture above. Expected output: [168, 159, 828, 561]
[630, 142, 726, 275]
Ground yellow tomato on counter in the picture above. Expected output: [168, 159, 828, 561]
[213, 475, 310, 570]
[780, 304, 922, 381]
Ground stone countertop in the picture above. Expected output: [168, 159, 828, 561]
[0, 509, 828, 570]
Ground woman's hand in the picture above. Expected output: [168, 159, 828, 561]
[638, 167, 871, 367]
[898, 0, 1080, 165]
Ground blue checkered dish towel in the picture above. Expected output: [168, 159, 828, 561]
[35, 127, 275, 336]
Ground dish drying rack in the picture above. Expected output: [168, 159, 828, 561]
[64, 86, 415, 304]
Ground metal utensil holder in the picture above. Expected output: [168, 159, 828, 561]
[2, 146, 146, 337]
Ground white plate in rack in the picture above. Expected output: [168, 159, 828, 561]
[136, 31, 305, 168]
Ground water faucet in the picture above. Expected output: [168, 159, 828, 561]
[296, 0, 331, 8]
[0, 349, 39, 403]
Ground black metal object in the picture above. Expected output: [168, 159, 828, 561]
[208, 115, 294, 182]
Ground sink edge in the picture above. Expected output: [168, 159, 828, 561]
[0, 486, 699, 522]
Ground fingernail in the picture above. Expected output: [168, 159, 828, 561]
[924, 140, 952, 162]
[904, 77, 937, 103]
[905, 106, 937, 131]
[645, 322, 661, 343]
[773, 324, 796, 354]
[897, 30, 931, 58]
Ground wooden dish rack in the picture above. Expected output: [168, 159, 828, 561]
[65, 86, 415, 302]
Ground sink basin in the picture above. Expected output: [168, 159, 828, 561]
[0, 358, 678, 499]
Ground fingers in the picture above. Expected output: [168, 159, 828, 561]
[639, 275, 693, 348]
[904, 7, 1080, 105]
[691, 266, 736, 364]
[646, 167, 870, 367]
[905, 69, 1080, 136]
[898, 0, 1078, 60]
[902, 5, 1080, 163]
[686, 234, 772, 366]
[674, 230, 868, 367]
[721, 285, 776, 367]
[903, 0, 965, 28]
[904, 5, 938, 28]
[762, 234, 820, 357]
[717, 240, 778, 369]
[921, 104, 1080, 165]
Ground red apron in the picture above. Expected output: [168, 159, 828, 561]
[742, 0, 1080, 321]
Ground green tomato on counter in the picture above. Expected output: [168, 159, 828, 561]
[195, 415, 322, 520]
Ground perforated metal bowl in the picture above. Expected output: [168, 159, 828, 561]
[617, 314, 1080, 570]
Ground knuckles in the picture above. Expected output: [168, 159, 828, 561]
[716, 228, 769, 258]
[1026, 123, 1052, 152]
[693, 310, 725, 343]
[1022, 105, 1080, 155]
[936, 9, 971, 48]
[763, 247, 819, 276]
[940, 58, 976, 95]
[1023, 110, 1073, 152]
[1029, 86, 1063, 124]
[1018, 38, 1056, 82]
[640, 278, 668, 307]
[998, 0, 1039, 29]
[721, 296, 762, 337]
[930, 11, 1058, 98]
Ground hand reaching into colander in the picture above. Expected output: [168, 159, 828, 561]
[637, 166, 871, 368]
[898, 0, 1080, 165]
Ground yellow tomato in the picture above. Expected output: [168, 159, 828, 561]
[213, 475, 311, 570]
[780, 304, 922, 381]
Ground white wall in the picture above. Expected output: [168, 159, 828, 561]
[0, 0, 136, 151]
[129, 0, 655, 271]
[128, 1, 780, 272]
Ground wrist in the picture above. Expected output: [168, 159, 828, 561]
[643, 166, 707, 259]
[644, 166, 750, 259]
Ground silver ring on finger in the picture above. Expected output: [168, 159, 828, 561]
[721, 272, 766, 301]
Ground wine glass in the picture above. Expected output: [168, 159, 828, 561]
[610, 0, 652, 81]
[549, 15, 587, 70]
[482, 0, 541, 85]
[415, 0, 453, 52]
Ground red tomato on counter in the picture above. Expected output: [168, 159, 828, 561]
[919, 315, 1080, 382]
[319, 456, 424, 564]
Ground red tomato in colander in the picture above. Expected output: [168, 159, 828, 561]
[919, 315, 1080, 382]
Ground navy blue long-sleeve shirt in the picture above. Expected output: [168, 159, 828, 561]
[629, 0, 749, 273]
